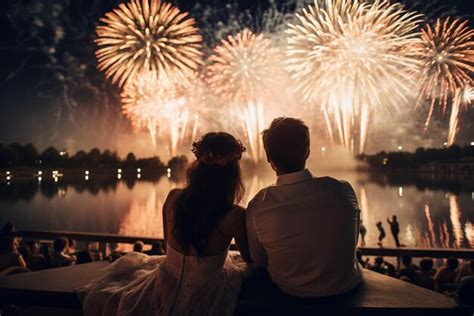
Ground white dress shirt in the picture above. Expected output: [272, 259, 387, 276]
[246, 169, 362, 297]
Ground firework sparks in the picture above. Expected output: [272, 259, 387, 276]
[121, 71, 191, 156]
[416, 18, 474, 128]
[95, 0, 203, 87]
[448, 85, 473, 145]
[207, 29, 284, 162]
[286, 0, 422, 153]
[207, 29, 284, 102]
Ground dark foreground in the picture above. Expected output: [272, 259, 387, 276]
[0, 261, 464, 316]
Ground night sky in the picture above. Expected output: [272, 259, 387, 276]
[0, 0, 473, 156]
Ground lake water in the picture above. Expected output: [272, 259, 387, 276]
[1, 168, 473, 249]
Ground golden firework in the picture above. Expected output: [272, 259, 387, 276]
[416, 18, 474, 127]
[207, 29, 284, 162]
[207, 29, 284, 103]
[96, 0, 203, 87]
[286, 0, 422, 153]
[121, 71, 190, 156]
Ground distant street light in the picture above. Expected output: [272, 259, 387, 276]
[397, 145, 403, 151]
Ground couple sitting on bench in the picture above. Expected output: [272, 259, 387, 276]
[79, 117, 362, 315]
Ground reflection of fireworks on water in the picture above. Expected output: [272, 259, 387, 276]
[121, 71, 192, 156]
[466, 221, 474, 248]
[207, 29, 284, 162]
[449, 194, 463, 248]
[286, 0, 422, 153]
[424, 204, 436, 247]
[117, 188, 163, 252]
[416, 18, 474, 130]
[404, 224, 416, 247]
[95, 0, 203, 87]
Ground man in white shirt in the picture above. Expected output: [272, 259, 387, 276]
[246, 117, 362, 297]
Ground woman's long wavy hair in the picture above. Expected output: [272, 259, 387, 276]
[172, 132, 245, 256]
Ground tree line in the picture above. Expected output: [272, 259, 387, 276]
[0, 143, 188, 171]
[357, 145, 474, 170]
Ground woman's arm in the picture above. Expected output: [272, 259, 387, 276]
[233, 206, 252, 263]
[162, 189, 181, 251]
[17, 253, 27, 268]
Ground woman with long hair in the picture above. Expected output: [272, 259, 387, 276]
[81, 132, 251, 316]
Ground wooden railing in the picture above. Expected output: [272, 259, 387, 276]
[10, 230, 474, 259]
[358, 247, 474, 260]
[11, 230, 162, 245]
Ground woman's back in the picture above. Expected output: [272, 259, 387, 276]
[0, 251, 26, 272]
[80, 132, 250, 316]
[164, 188, 247, 258]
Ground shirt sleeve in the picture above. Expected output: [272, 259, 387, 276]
[246, 199, 268, 267]
[341, 181, 361, 214]
[340, 181, 361, 244]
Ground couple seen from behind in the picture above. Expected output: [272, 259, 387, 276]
[80, 117, 363, 315]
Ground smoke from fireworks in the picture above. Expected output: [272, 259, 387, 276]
[207, 29, 284, 162]
[121, 71, 193, 156]
[416, 18, 474, 143]
[286, 0, 423, 153]
[95, 0, 203, 87]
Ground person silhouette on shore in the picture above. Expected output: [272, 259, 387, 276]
[387, 215, 401, 247]
[376, 221, 385, 247]
[359, 220, 367, 246]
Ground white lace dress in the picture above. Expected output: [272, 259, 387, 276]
[78, 245, 246, 316]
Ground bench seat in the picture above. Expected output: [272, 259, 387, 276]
[0, 263, 463, 315]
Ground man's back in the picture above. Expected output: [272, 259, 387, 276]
[246, 169, 362, 297]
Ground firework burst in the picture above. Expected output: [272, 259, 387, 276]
[286, 0, 422, 153]
[416, 18, 474, 129]
[121, 71, 191, 156]
[207, 29, 284, 162]
[207, 29, 284, 102]
[95, 0, 203, 87]
[448, 85, 473, 145]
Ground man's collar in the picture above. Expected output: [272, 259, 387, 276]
[276, 169, 313, 186]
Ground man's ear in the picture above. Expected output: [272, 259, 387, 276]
[305, 148, 310, 160]
[270, 161, 277, 172]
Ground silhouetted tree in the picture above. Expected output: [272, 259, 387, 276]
[167, 156, 188, 172]
[41, 147, 61, 166]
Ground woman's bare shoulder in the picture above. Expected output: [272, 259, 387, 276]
[227, 205, 246, 225]
[165, 188, 183, 203]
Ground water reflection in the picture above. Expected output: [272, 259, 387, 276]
[0, 171, 473, 249]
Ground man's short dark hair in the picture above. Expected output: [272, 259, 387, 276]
[262, 117, 310, 173]
[401, 255, 412, 266]
[133, 241, 144, 253]
[420, 258, 433, 272]
[53, 237, 68, 252]
[447, 257, 459, 270]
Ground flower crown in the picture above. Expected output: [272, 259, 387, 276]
[192, 138, 246, 166]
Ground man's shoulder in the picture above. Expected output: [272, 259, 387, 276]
[314, 176, 354, 192]
[247, 187, 271, 209]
